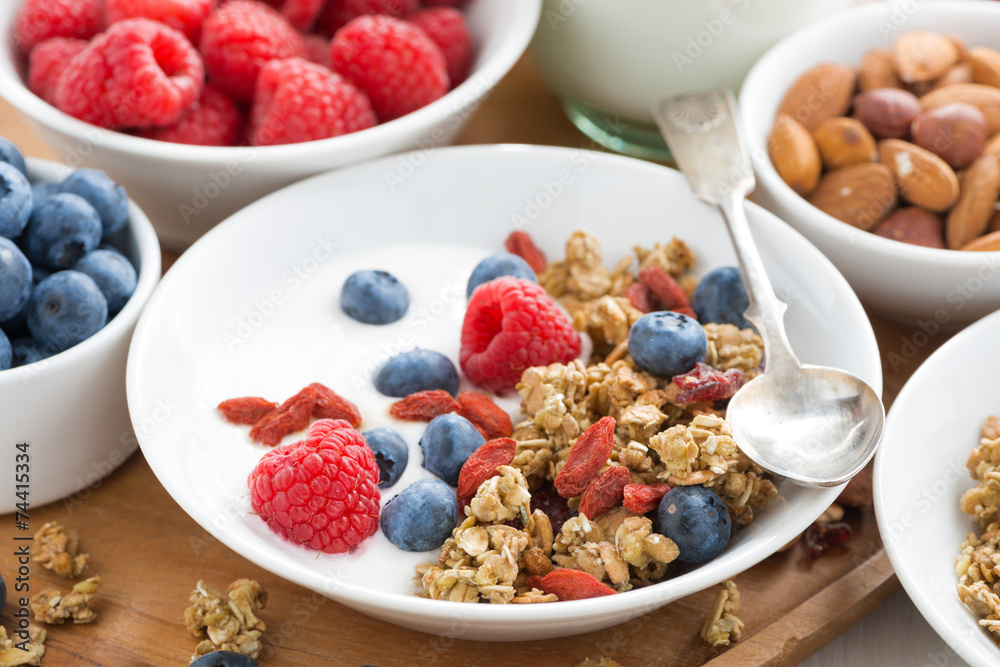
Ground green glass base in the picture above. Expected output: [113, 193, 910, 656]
[560, 98, 674, 164]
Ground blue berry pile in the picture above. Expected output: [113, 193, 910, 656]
[0, 139, 138, 372]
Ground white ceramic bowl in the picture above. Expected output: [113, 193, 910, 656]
[874, 308, 1000, 667]
[0, 0, 540, 251]
[0, 158, 160, 510]
[740, 0, 1000, 326]
[127, 145, 880, 641]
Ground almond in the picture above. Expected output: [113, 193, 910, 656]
[933, 62, 975, 90]
[858, 49, 899, 92]
[892, 31, 959, 83]
[959, 229, 1000, 251]
[946, 154, 1000, 249]
[807, 162, 897, 230]
[768, 114, 822, 196]
[920, 84, 1000, 134]
[969, 47, 1000, 88]
[813, 117, 877, 169]
[778, 63, 856, 132]
[871, 207, 945, 248]
[879, 139, 959, 212]
[990, 209, 1000, 233]
[984, 131, 1000, 160]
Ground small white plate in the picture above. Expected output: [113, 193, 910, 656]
[127, 145, 880, 641]
[875, 309, 1000, 667]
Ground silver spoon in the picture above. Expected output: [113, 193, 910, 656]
[652, 89, 884, 488]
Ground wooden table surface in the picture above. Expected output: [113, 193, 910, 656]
[0, 54, 954, 667]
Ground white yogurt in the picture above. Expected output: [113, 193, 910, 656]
[193, 242, 528, 595]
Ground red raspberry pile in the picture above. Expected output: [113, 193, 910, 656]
[13, 0, 472, 146]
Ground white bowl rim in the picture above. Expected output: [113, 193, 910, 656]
[127, 142, 880, 626]
[739, 0, 1000, 268]
[0, 157, 160, 386]
[873, 307, 1000, 667]
[0, 0, 541, 165]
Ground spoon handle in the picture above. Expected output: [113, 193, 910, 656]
[652, 89, 800, 374]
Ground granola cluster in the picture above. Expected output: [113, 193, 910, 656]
[420, 232, 776, 608]
[184, 579, 268, 663]
[0, 625, 45, 667]
[701, 579, 744, 647]
[30, 521, 89, 578]
[29, 576, 102, 625]
[957, 415, 1000, 637]
[29, 522, 101, 628]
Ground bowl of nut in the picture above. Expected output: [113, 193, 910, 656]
[0, 140, 160, 510]
[0, 0, 541, 251]
[740, 0, 1000, 326]
[127, 144, 879, 642]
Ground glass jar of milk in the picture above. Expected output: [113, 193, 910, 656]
[531, 0, 852, 160]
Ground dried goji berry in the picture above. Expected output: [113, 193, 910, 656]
[672, 362, 744, 404]
[622, 483, 672, 514]
[578, 465, 631, 519]
[217, 396, 277, 425]
[309, 382, 362, 427]
[639, 265, 691, 311]
[249, 387, 317, 446]
[554, 416, 616, 498]
[804, 521, 853, 558]
[625, 282, 656, 313]
[457, 437, 517, 498]
[505, 230, 547, 274]
[389, 389, 460, 422]
[528, 569, 616, 600]
[456, 391, 512, 439]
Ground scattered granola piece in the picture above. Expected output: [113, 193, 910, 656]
[30, 521, 89, 578]
[0, 625, 45, 666]
[30, 575, 101, 625]
[700, 579, 744, 647]
[184, 579, 268, 661]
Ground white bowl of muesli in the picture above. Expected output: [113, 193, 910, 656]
[127, 145, 881, 642]
[875, 308, 1000, 667]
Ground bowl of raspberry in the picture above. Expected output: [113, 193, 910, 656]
[127, 144, 881, 641]
[0, 0, 541, 251]
[0, 140, 160, 509]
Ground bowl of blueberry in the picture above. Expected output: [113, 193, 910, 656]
[0, 0, 542, 251]
[0, 137, 160, 509]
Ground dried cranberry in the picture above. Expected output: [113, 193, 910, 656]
[672, 362, 744, 404]
[804, 520, 853, 557]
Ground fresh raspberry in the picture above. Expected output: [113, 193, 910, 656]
[140, 84, 243, 146]
[13, 0, 104, 56]
[409, 8, 470, 85]
[200, 0, 307, 103]
[303, 34, 332, 68]
[318, 0, 418, 36]
[460, 277, 581, 393]
[248, 419, 381, 554]
[422, 0, 467, 6]
[105, 0, 216, 43]
[330, 15, 448, 122]
[279, 0, 325, 30]
[27, 37, 87, 106]
[250, 57, 376, 146]
[55, 18, 205, 129]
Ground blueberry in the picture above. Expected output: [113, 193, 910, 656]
[0, 329, 10, 371]
[73, 249, 137, 314]
[340, 269, 409, 325]
[189, 651, 260, 667]
[657, 486, 731, 564]
[0, 570, 6, 612]
[10, 337, 56, 367]
[374, 349, 459, 397]
[0, 138, 27, 177]
[362, 428, 409, 488]
[27, 271, 108, 352]
[627, 311, 707, 378]
[381, 478, 458, 551]
[31, 181, 60, 205]
[692, 266, 751, 329]
[419, 414, 485, 485]
[0, 237, 32, 322]
[23, 193, 102, 269]
[31, 264, 52, 284]
[0, 161, 33, 239]
[59, 168, 129, 238]
[466, 253, 537, 298]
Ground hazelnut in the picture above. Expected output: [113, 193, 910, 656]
[852, 89, 922, 140]
[871, 207, 945, 248]
[911, 103, 987, 169]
